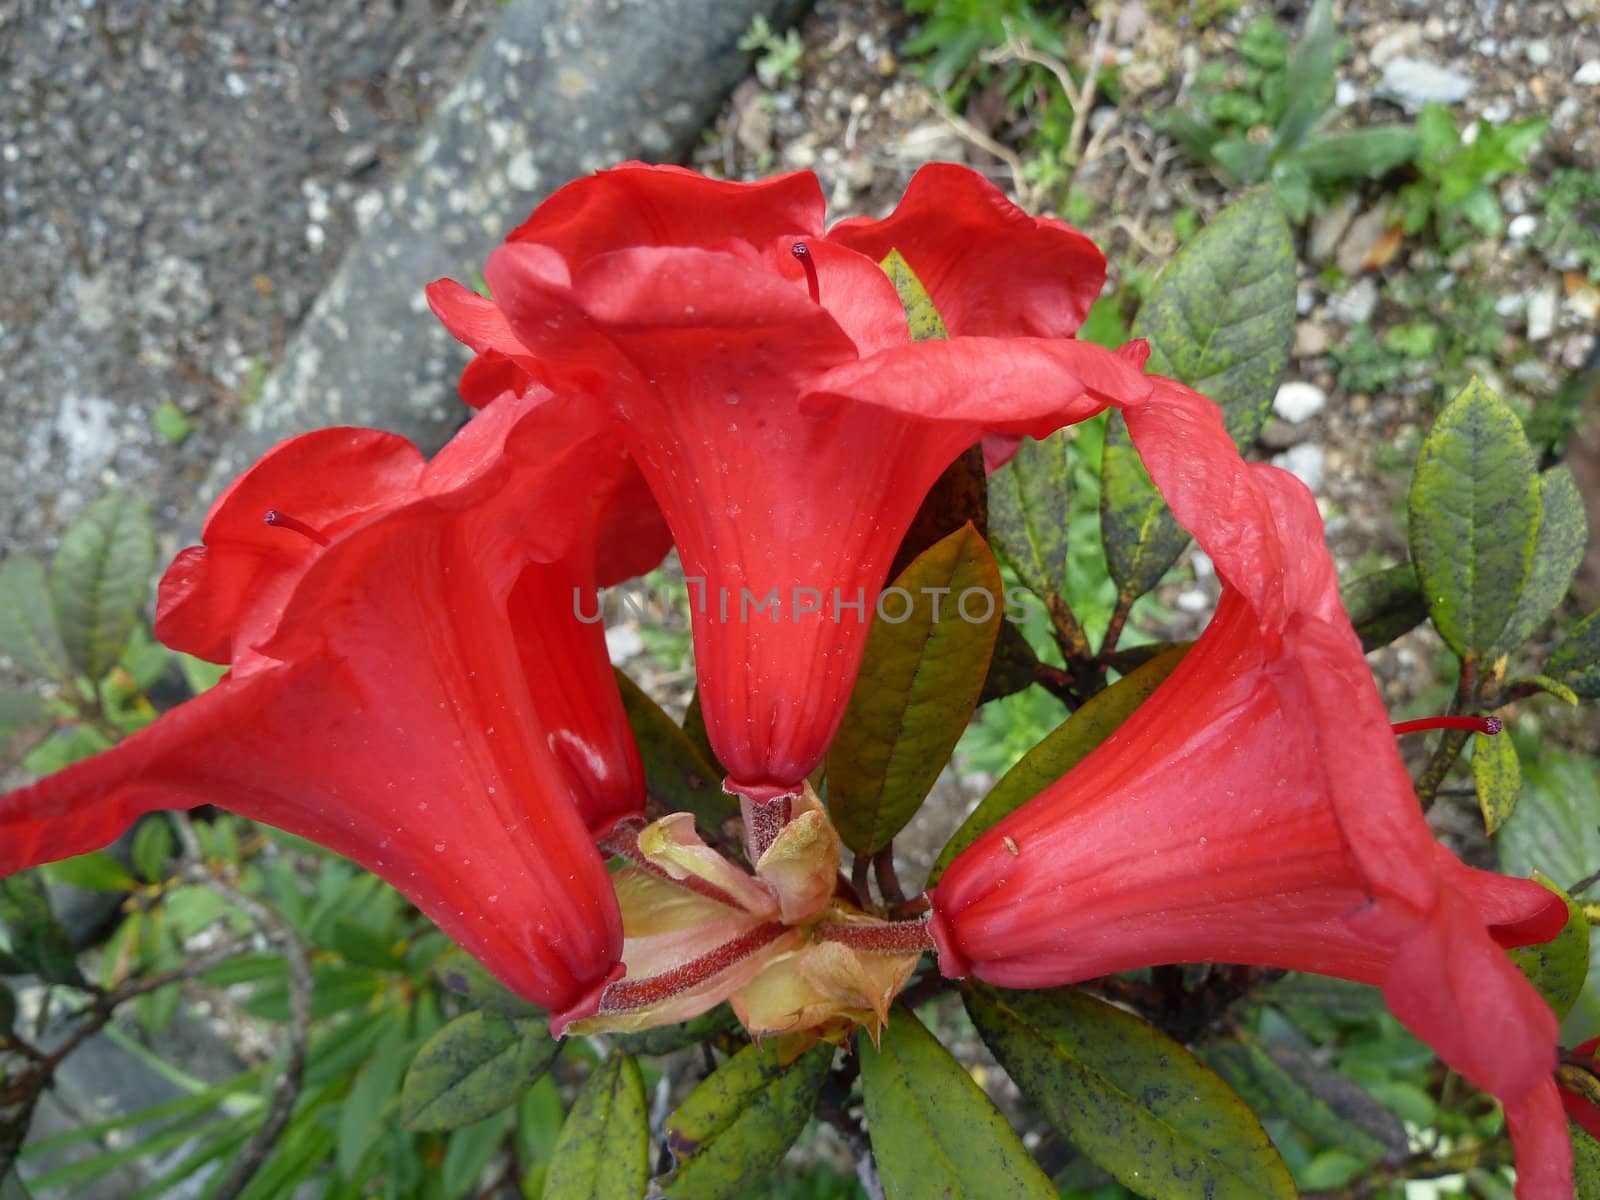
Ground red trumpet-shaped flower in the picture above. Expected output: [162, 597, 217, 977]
[428, 162, 1153, 803]
[0, 388, 670, 1024]
[929, 378, 1572, 1197]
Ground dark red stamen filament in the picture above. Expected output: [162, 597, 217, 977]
[599, 826, 747, 911]
[1391, 715, 1502, 736]
[791, 242, 819, 303]
[263, 509, 331, 547]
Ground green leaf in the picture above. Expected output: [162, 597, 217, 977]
[966, 985, 1295, 1200]
[151, 401, 193, 444]
[1575, 1120, 1600, 1200]
[1472, 730, 1522, 835]
[879, 248, 950, 342]
[1495, 466, 1588, 654]
[1271, 0, 1337, 156]
[41, 851, 137, 893]
[988, 430, 1073, 604]
[433, 947, 545, 1019]
[1508, 873, 1590, 1021]
[887, 445, 988, 584]
[131, 815, 173, 883]
[615, 669, 737, 835]
[1549, 610, 1600, 699]
[0, 871, 84, 985]
[827, 525, 1002, 855]
[1513, 674, 1581, 706]
[1101, 191, 1296, 601]
[1292, 127, 1418, 185]
[662, 1040, 833, 1199]
[21, 723, 113, 775]
[611, 1003, 741, 1056]
[543, 1054, 649, 1200]
[980, 620, 1041, 704]
[1407, 378, 1542, 661]
[338, 1016, 408, 1176]
[929, 645, 1187, 885]
[859, 1006, 1057, 1200]
[177, 652, 228, 696]
[400, 1011, 558, 1131]
[0, 556, 71, 683]
[50, 492, 158, 682]
[1340, 563, 1429, 652]
[0, 692, 52, 755]
[1204, 1034, 1405, 1165]
[0, 981, 13, 1036]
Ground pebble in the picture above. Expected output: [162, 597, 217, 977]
[1273, 381, 1328, 423]
[1378, 58, 1473, 111]
[1308, 195, 1358, 264]
[1507, 214, 1538, 241]
[1329, 278, 1380, 325]
[1272, 443, 1327, 493]
[1294, 321, 1331, 358]
[1527, 41, 1552, 66]
[1576, 60, 1600, 85]
[1527, 286, 1559, 342]
[1496, 293, 1527, 317]
[1336, 203, 1396, 275]
[1175, 588, 1212, 615]
[605, 624, 644, 665]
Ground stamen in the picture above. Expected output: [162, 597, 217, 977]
[263, 509, 331, 547]
[791, 241, 819, 303]
[1391, 715, 1502, 736]
[816, 916, 936, 955]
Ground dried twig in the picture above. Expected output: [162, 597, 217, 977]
[931, 104, 1037, 211]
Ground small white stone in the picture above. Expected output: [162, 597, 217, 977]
[1334, 79, 1359, 107]
[1495, 293, 1527, 317]
[1507, 214, 1538, 241]
[1329, 278, 1379, 326]
[1527, 286, 1559, 342]
[1575, 60, 1600, 85]
[506, 151, 539, 191]
[1527, 41, 1552, 66]
[1272, 444, 1327, 493]
[1175, 588, 1212, 615]
[605, 624, 644, 665]
[1273, 381, 1328, 423]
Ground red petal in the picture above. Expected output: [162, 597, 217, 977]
[827, 162, 1105, 337]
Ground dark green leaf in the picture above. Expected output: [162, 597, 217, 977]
[0, 871, 84, 985]
[662, 1040, 833, 1199]
[980, 620, 1041, 704]
[131, 816, 173, 883]
[1340, 563, 1428, 652]
[544, 1054, 649, 1200]
[338, 1016, 408, 1176]
[828, 525, 1002, 855]
[859, 1006, 1057, 1200]
[1102, 192, 1296, 601]
[1205, 1035, 1405, 1164]
[1575, 1120, 1600, 1200]
[0, 557, 71, 684]
[1508, 873, 1590, 1022]
[880, 248, 950, 343]
[1292, 128, 1419, 185]
[968, 986, 1294, 1199]
[1494, 466, 1588, 654]
[930, 646, 1187, 885]
[611, 1003, 741, 1056]
[1407, 378, 1541, 660]
[615, 670, 737, 835]
[50, 492, 157, 681]
[887, 446, 988, 584]
[0, 981, 13, 1035]
[1549, 610, 1600, 699]
[1212, 136, 1273, 185]
[433, 946, 545, 1019]
[400, 1011, 557, 1131]
[988, 430, 1073, 603]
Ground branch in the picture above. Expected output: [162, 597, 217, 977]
[1414, 661, 1479, 811]
[173, 815, 313, 1200]
[1302, 1139, 1510, 1199]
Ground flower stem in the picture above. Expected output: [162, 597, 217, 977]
[815, 916, 935, 955]
[1413, 660, 1479, 812]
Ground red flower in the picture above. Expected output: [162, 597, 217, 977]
[428, 162, 1152, 803]
[929, 378, 1572, 1198]
[1561, 1037, 1600, 1142]
[0, 389, 670, 1023]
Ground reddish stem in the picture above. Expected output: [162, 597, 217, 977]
[1391, 715, 1501, 736]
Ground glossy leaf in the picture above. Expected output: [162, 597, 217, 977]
[1340, 562, 1428, 652]
[1205, 1035, 1406, 1165]
[1495, 465, 1588, 654]
[980, 619, 1041, 704]
[662, 1039, 833, 1199]
[1101, 191, 1296, 601]
[400, 1011, 557, 1131]
[432, 947, 544, 1019]
[929, 645, 1187, 885]
[988, 429, 1073, 603]
[828, 524, 1002, 855]
[967, 984, 1294, 1200]
[611, 1003, 741, 1056]
[887, 445, 988, 584]
[1549, 610, 1600, 699]
[49, 491, 157, 681]
[1508, 873, 1590, 1022]
[0, 870, 83, 985]
[0, 556, 71, 684]
[543, 1053, 649, 1200]
[859, 1005, 1057, 1200]
[1472, 729, 1522, 835]
[1408, 378, 1541, 660]
[616, 669, 737, 834]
